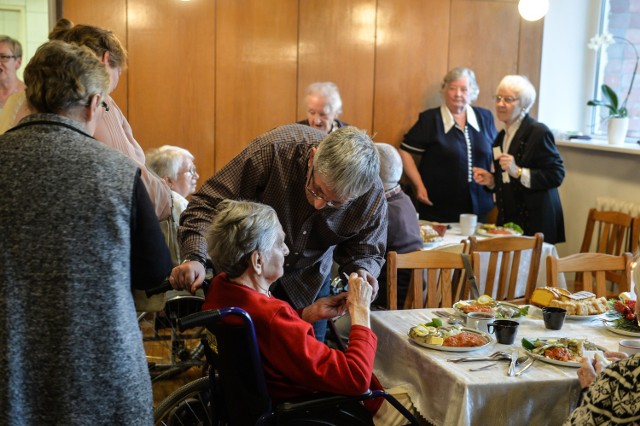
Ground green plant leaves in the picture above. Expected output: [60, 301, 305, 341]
[586, 84, 628, 118]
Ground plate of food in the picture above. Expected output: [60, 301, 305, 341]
[476, 223, 523, 237]
[603, 298, 640, 336]
[453, 295, 530, 322]
[420, 224, 446, 247]
[408, 319, 493, 352]
[521, 337, 607, 367]
[530, 288, 609, 320]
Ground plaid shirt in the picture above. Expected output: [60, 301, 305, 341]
[179, 124, 387, 307]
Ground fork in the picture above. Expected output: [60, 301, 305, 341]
[448, 351, 511, 363]
[434, 311, 465, 326]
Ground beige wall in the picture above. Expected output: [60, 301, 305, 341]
[62, 0, 543, 184]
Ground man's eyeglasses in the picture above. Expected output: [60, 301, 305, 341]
[0, 55, 17, 63]
[494, 95, 519, 104]
[184, 166, 197, 176]
[101, 101, 110, 112]
[305, 167, 346, 208]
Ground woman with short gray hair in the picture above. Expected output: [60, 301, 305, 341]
[0, 35, 24, 109]
[298, 81, 348, 134]
[473, 75, 565, 243]
[0, 40, 171, 424]
[400, 66, 497, 223]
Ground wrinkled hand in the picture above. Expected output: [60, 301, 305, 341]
[473, 167, 495, 187]
[348, 272, 373, 328]
[169, 261, 206, 294]
[497, 153, 519, 178]
[356, 269, 379, 301]
[415, 183, 433, 206]
[603, 351, 628, 363]
[577, 357, 598, 389]
[314, 293, 349, 319]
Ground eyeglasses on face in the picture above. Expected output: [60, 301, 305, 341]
[494, 95, 519, 104]
[184, 166, 197, 176]
[0, 55, 17, 63]
[305, 166, 346, 208]
[101, 101, 109, 112]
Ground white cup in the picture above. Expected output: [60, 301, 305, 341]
[459, 214, 478, 236]
[618, 339, 640, 355]
[466, 311, 495, 331]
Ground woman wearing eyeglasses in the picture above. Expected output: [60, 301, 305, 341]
[473, 75, 565, 244]
[0, 35, 23, 110]
[400, 67, 497, 223]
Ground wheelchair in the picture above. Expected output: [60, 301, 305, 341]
[153, 307, 419, 425]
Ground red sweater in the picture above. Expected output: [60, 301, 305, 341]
[203, 273, 378, 402]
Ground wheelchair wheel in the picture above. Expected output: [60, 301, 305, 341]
[154, 376, 211, 426]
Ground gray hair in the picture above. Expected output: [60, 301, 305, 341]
[206, 200, 280, 279]
[497, 75, 537, 113]
[306, 82, 343, 115]
[441, 67, 480, 102]
[24, 40, 109, 114]
[375, 143, 403, 190]
[313, 126, 379, 200]
[0, 35, 22, 57]
[146, 145, 194, 180]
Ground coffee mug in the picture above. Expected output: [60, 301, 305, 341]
[466, 312, 495, 331]
[487, 319, 519, 345]
[542, 307, 567, 330]
[618, 339, 640, 355]
[459, 214, 478, 237]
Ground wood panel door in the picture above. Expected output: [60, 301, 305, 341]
[126, 0, 216, 184]
[215, 0, 299, 170]
[298, 0, 377, 133]
[373, 0, 450, 145]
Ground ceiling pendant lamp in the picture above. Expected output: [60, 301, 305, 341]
[518, 0, 549, 22]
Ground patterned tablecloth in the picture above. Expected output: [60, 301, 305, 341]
[422, 223, 567, 295]
[370, 307, 627, 426]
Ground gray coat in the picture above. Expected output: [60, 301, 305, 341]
[0, 113, 171, 425]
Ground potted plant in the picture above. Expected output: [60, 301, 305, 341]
[587, 32, 638, 145]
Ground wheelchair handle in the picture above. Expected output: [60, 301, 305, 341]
[145, 278, 172, 297]
[177, 307, 252, 332]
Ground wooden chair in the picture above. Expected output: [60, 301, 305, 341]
[468, 233, 544, 304]
[386, 250, 479, 310]
[578, 209, 639, 294]
[546, 252, 633, 298]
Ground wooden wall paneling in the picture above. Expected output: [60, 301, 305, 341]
[449, 0, 521, 116]
[517, 18, 544, 118]
[298, 0, 377, 133]
[127, 0, 216, 183]
[215, 0, 299, 170]
[372, 0, 451, 146]
[61, 0, 128, 113]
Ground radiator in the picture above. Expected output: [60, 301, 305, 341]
[595, 197, 640, 217]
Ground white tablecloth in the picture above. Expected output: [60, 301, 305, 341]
[370, 308, 624, 426]
[423, 223, 566, 297]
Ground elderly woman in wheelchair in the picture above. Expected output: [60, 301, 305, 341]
[185, 199, 418, 425]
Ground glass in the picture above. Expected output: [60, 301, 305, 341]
[0, 55, 16, 63]
[101, 101, 109, 112]
[494, 95, 519, 104]
[305, 167, 345, 208]
[184, 166, 197, 176]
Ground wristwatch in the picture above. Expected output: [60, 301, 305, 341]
[182, 254, 207, 268]
[516, 167, 523, 179]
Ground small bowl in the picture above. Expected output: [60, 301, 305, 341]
[618, 339, 640, 355]
[431, 223, 447, 237]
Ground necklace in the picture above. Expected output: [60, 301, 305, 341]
[232, 279, 271, 297]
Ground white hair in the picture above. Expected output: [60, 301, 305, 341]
[497, 75, 537, 113]
[375, 143, 403, 190]
[146, 145, 194, 180]
[306, 82, 343, 115]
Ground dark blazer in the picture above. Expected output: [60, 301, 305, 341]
[493, 114, 565, 244]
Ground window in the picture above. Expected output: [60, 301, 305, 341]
[592, 0, 639, 138]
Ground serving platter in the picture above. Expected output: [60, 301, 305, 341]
[604, 323, 640, 337]
[565, 313, 604, 321]
[453, 300, 527, 322]
[476, 227, 523, 238]
[409, 328, 493, 352]
[522, 337, 607, 367]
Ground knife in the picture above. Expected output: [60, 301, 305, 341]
[514, 357, 535, 376]
[508, 350, 518, 376]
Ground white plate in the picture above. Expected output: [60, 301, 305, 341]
[476, 227, 523, 237]
[605, 323, 640, 337]
[523, 338, 607, 367]
[453, 300, 527, 321]
[565, 313, 604, 321]
[423, 238, 444, 248]
[409, 328, 493, 352]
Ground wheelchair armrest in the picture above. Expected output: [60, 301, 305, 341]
[276, 390, 373, 412]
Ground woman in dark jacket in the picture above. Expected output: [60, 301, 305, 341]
[474, 75, 565, 244]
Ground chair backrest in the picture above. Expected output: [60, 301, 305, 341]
[580, 208, 640, 255]
[468, 233, 544, 304]
[386, 250, 479, 309]
[546, 252, 633, 298]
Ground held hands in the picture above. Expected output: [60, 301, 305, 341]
[577, 351, 627, 388]
[304, 292, 349, 323]
[356, 268, 379, 301]
[169, 261, 206, 294]
[348, 272, 373, 328]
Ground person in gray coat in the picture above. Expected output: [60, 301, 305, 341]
[0, 40, 172, 425]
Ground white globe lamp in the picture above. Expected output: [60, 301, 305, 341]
[518, 0, 549, 22]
